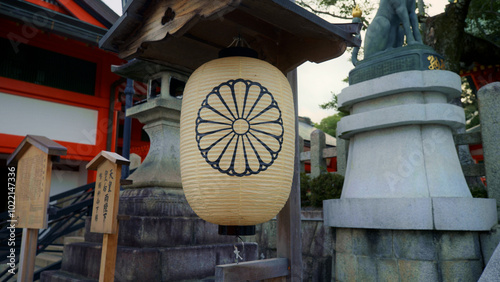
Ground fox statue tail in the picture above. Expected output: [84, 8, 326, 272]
[352, 46, 360, 66]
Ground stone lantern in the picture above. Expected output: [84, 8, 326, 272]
[120, 65, 188, 190]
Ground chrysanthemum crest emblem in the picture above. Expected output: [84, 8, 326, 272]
[196, 79, 284, 177]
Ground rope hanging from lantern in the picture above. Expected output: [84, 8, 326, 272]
[233, 236, 245, 264]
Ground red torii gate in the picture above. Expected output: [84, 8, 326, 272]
[460, 63, 500, 92]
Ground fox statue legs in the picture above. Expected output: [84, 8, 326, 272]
[363, 0, 422, 59]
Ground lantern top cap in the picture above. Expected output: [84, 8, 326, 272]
[7, 135, 67, 165]
[86, 151, 130, 171]
[100, 0, 362, 74]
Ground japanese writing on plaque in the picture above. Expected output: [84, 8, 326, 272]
[90, 160, 118, 234]
[15, 146, 50, 229]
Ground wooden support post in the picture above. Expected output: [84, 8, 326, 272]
[276, 69, 302, 281]
[86, 151, 130, 282]
[298, 137, 305, 173]
[6, 135, 66, 282]
[99, 228, 120, 282]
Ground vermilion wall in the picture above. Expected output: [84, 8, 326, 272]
[0, 18, 123, 164]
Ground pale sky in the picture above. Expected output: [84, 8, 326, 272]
[102, 0, 450, 124]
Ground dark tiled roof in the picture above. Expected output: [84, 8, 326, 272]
[74, 0, 119, 28]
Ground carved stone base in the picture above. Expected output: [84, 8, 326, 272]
[349, 44, 445, 85]
[327, 70, 498, 231]
[41, 241, 258, 281]
[41, 188, 255, 281]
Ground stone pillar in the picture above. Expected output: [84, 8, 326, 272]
[335, 132, 348, 176]
[477, 82, 500, 265]
[478, 82, 500, 217]
[310, 129, 326, 178]
[479, 238, 500, 281]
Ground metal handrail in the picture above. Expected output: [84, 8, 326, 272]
[0, 182, 95, 281]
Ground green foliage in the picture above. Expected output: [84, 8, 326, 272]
[315, 114, 343, 137]
[461, 77, 480, 129]
[297, 0, 375, 27]
[470, 185, 488, 198]
[319, 93, 349, 114]
[300, 172, 312, 207]
[316, 93, 349, 137]
[301, 172, 344, 208]
[466, 0, 500, 45]
[319, 92, 339, 110]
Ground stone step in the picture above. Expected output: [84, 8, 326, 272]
[40, 270, 95, 282]
[63, 236, 85, 245]
[36, 252, 63, 268]
[45, 245, 64, 252]
[83, 216, 236, 248]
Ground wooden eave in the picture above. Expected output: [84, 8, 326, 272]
[7, 135, 67, 166]
[99, 0, 361, 74]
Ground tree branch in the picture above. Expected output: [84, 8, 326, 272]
[297, 1, 353, 20]
[462, 32, 500, 67]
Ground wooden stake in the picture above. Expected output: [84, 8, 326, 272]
[17, 228, 38, 282]
[99, 226, 120, 282]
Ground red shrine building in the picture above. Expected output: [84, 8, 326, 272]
[0, 0, 147, 195]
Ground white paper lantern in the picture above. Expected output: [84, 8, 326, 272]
[180, 51, 295, 234]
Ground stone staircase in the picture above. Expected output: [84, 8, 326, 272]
[37, 237, 85, 269]
[41, 189, 259, 281]
[0, 236, 85, 282]
[36, 248, 63, 268]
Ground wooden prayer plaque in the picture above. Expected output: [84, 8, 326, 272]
[15, 145, 52, 229]
[7, 135, 67, 229]
[87, 151, 129, 234]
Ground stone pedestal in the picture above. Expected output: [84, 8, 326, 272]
[42, 69, 258, 282]
[325, 70, 497, 230]
[324, 57, 498, 280]
[334, 228, 484, 281]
